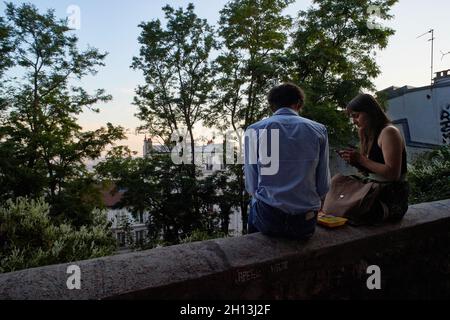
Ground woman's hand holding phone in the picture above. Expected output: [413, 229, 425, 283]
[338, 147, 361, 166]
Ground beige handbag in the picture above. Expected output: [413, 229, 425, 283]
[322, 174, 383, 224]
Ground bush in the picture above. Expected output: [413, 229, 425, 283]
[408, 146, 450, 204]
[180, 229, 228, 244]
[0, 197, 117, 273]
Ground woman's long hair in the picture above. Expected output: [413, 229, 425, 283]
[347, 94, 391, 156]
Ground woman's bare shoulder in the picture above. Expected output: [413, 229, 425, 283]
[381, 125, 401, 137]
[380, 125, 403, 145]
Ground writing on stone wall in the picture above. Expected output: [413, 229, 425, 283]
[236, 268, 262, 283]
[441, 104, 450, 144]
[270, 261, 288, 273]
[236, 261, 289, 284]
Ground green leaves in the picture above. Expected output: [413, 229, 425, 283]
[132, 3, 216, 153]
[0, 197, 116, 273]
[0, 16, 14, 78]
[219, 0, 293, 52]
[207, 0, 294, 232]
[290, 0, 397, 107]
[213, 0, 293, 131]
[95, 147, 243, 246]
[408, 146, 450, 204]
[0, 3, 125, 227]
[286, 0, 397, 146]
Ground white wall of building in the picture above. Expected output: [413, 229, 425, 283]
[388, 90, 437, 144]
[385, 77, 450, 161]
[107, 208, 148, 247]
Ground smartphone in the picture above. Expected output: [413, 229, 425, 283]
[335, 149, 345, 157]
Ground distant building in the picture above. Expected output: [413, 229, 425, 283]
[100, 184, 148, 248]
[380, 69, 450, 161]
[143, 136, 170, 156]
[143, 135, 152, 157]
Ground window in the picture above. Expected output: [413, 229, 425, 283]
[117, 232, 126, 247]
[135, 230, 145, 244]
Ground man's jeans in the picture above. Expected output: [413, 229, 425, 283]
[248, 198, 317, 240]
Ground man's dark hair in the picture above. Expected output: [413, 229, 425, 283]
[268, 83, 305, 112]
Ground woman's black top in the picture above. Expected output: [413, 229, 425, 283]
[367, 129, 407, 175]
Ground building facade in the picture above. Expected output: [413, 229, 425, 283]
[380, 69, 450, 161]
[100, 184, 149, 248]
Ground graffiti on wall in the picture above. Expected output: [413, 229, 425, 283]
[441, 104, 450, 144]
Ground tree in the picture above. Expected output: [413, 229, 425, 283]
[0, 3, 125, 226]
[131, 3, 216, 171]
[288, 0, 397, 145]
[199, 166, 241, 234]
[131, 3, 217, 222]
[211, 0, 293, 131]
[95, 149, 218, 247]
[206, 0, 293, 232]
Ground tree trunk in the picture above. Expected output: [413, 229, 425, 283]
[239, 167, 249, 234]
[188, 127, 200, 217]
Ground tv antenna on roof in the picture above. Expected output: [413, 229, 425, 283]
[417, 29, 435, 87]
[441, 50, 450, 61]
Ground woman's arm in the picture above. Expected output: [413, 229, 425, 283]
[341, 126, 404, 181]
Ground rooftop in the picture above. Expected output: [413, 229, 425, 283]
[100, 184, 124, 208]
[380, 69, 450, 99]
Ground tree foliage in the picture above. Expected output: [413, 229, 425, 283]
[209, 0, 293, 131]
[408, 146, 450, 204]
[0, 3, 125, 226]
[95, 148, 223, 247]
[0, 16, 13, 78]
[0, 16, 14, 113]
[199, 166, 241, 234]
[0, 197, 116, 274]
[131, 3, 216, 166]
[207, 0, 293, 233]
[288, 0, 398, 145]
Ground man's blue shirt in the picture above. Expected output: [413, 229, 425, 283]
[244, 107, 331, 214]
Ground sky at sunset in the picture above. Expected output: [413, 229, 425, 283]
[3, 0, 450, 155]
